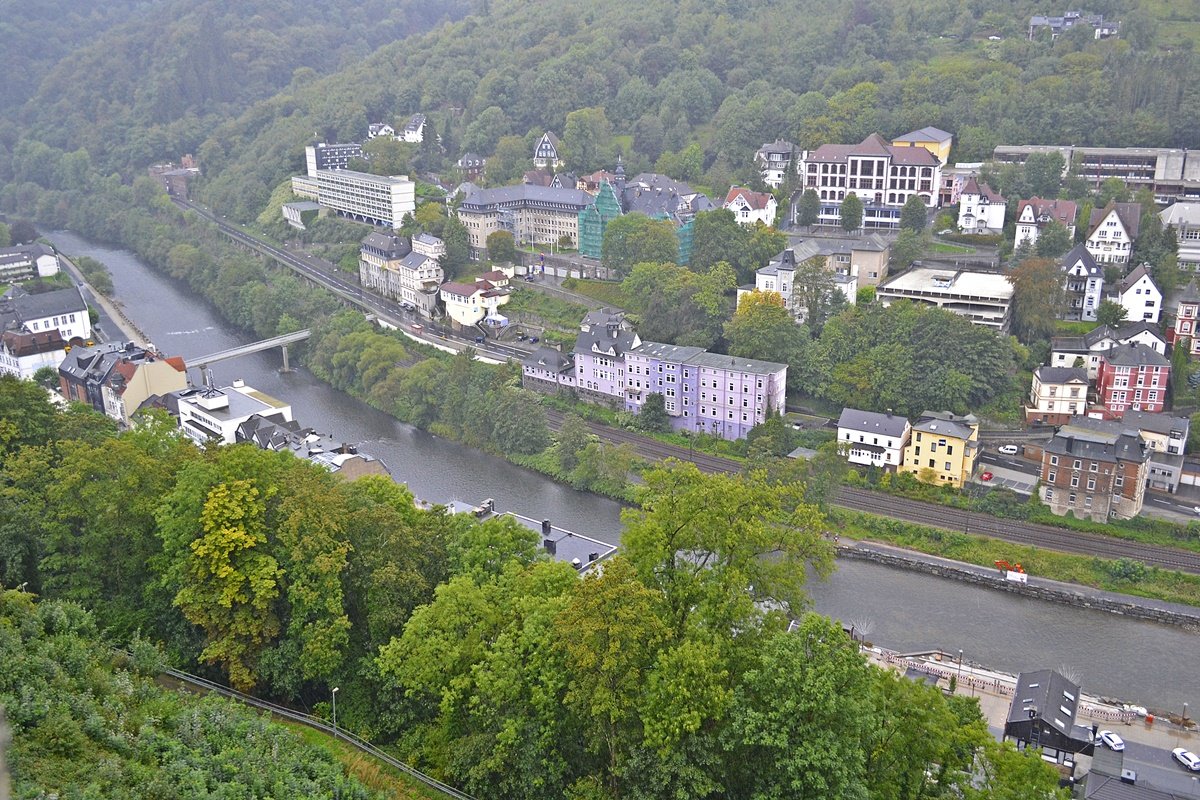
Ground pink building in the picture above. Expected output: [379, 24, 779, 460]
[1094, 342, 1171, 419]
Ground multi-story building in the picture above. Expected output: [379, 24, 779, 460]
[1085, 201, 1141, 266]
[412, 232, 446, 260]
[0, 286, 91, 343]
[1094, 342, 1170, 419]
[577, 181, 623, 259]
[1015, 197, 1077, 246]
[901, 411, 980, 488]
[939, 162, 982, 207]
[836, 408, 912, 470]
[367, 123, 395, 139]
[358, 232, 443, 315]
[533, 131, 564, 170]
[1109, 263, 1161, 324]
[401, 113, 426, 143]
[58, 341, 187, 427]
[1059, 244, 1104, 322]
[1067, 414, 1187, 494]
[754, 139, 796, 188]
[1169, 279, 1200, 356]
[723, 187, 777, 227]
[686, 351, 787, 440]
[624, 340, 706, 426]
[457, 184, 592, 255]
[993, 144, 1200, 201]
[570, 309, 641, 408]
[1050, 320, 1165, 378]
[176, 380, 293, 446]
[1039, 423, 1148, 522]
[1028, 11, 1120, 40]
[1025, 366, 1089, 425]
[0, 243, 59, 282]
[305, 142, 363, 176]
[521, 345, 576, 396]
[456, 153, 486, 182]
[876, 267, 1014, 330]
[740, 237, 890, 319]
[797, 133, 942, 229]
[0, 329, 67, 379]
[310, 169, 416, 229]
[439, 278, 511, 329]
[890, 126, 953, 166]
[1159, 201, 1200, 271]
[956, 178, 1006, 234]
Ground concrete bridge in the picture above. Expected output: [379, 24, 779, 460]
[189, 329, 312, 375]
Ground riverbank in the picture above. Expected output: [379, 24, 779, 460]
[57, 252, 151, 348]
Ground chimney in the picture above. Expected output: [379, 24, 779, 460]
[588, 552, 599, 562]
[1120, 770, 1136, 785]
[541, 519, 552, 536]
[543, 538, 556, 555]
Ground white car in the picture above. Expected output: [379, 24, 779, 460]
[1174, 748, 1200, 771]
[996, 444, 1019, 456]
[1098, 730, 1124, 751]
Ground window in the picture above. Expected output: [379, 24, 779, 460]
[1070, 476, 1079, 488]
[944, 462, 951, 471]
[1069, 493, 1077, 504]
[1115, 473, 1124, 487]
[1047, 471, 1056, 482]
[1046, 488, 1054, 500]
[1049, 455, 1058, 466]
[1087, 478, 1096, 491]
[1072, 459, 1082, 470]
[1089, 462, 1098, 472]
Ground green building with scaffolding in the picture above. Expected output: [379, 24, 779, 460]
[578, 180, 623, 259]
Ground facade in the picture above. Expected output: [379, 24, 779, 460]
[1015, 197, 1077, 246]
[623, 340, 706, 428]
[358, 232, 443, 314]
[290, 174, 319, 199]
[798, 133, 942, 229]
[521, 345, 576, 396]
[176, 382, 293, 446]
[571, 309, 641, 407]
[754, 139, 796, 188]
[1028, 11, 1120, 40]
[890, 126, 953, 165]
[439, 279, 511, 328]
[577, 180, 623, 259]
[412, 232, 446, 260]
[723, 187, 778, 227]
[876, 267, 1014, 330]
[282, 201, 322, 230]
[457, 184, 592, 254]
[58, 341, 187, 427]
[0, 286, 91, 342]
[1039, 423, 1149, 521]
[1025, 366, 1089, 425]
[1094, 342, 1170, 419]
[837, 408, 912, 469]
[1059, 244, 1104, 322]
[401, 113, 426, 143]
[1169, 279, 1200, 356]
[740, 236, 889, 319]
[456, 153, 486, 182]
[939, 162, 982, 207]
[305, 142, 363, 176]
[0, 329, 67, 379]
[533, 131, 564, 170]
[312, 169, 416, 229]
[1050, 321, 1165, 378]
[1062, 414, 1187, 494]
[1110, 263, 1161, 324]
[901, 411, 980, 488]
[956, 178, 1006, 234]
[994, 144, 1200, 201]
[1159, 201, 1200, 271]
[0, 244, 59, 282]
[1085, 201, 1141, 265]
[367, 123, 395, 139]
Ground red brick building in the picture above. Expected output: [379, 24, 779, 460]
[1168, 279, 1200, 357]
[1039, 423, 1149, 522]
[1093, 342, 1170, 419]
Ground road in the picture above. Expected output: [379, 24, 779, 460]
[172, 198, 534, 362]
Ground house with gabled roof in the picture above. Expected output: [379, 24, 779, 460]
[1086, 200, 1141, 265]
[0, 285, 91, 343]
[1050, 321, 1165, 378]
[1168, 278, 1200, 356]
[1060, 244, 1105, 322]
[0, 329, 67, 380]
[439, 278, 511, 328]
[58, 341, 187, 428]
[521, 345, 576, 396]
[901, 411, 980, 487]
[1039, 423, 1149, 521]
[1003, 669, 1094, 764]
[837, 408, 911, 469]
[1109, 263, 1161, 323]
[1159, 201, 1200, 271]
[891, 126, 953, 165]
[723, 186, 777, 227]
[1094, 342, 1170, 419]
[1026, 366, 1090, 425]
[754, 139, 796, 188]
[1015, 197, 1077, 247]
[367, 122, 395, 139]
[401, 113, 426, 143]
[533, 131, 563, 170]
[956, 178, 1005, 234]
[572, 309, 641, 408]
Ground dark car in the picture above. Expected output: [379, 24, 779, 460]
[529, 336, 539, 343]
[516, 332, 527, 340]
[474, 335, 485, 344]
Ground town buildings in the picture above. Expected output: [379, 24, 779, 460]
[938, 162, 982, 207]
[1002, 670, 1092, 768]
[1015, 197, 1077, 246]
[1068, 412, 1190, 494]
[739, 237, 889, 320]
[58, 341, 187, 427]
[836, 408, 912, 469]
[797, 133, 942, 229]
[754, 139, 796, 188]
[993, 144, 1200, 201]
[1059, 245, 1104, 322]
[570, 309, 641, 407]
[304, 169, 416, 230]
[457, 183, 592, 255]
[723, 187, 777, 227]
[1094, 342, 1171, 419]
[358, 232, 444, 315]
[533, 131, 564, 170]
[900, 411, 980, 488]
[876, 267, 1014, 330]
[0, 286, 91, 343]
[1026, 366, 1089, 425]
[304, 142, 363, 175]
[1050, 321, 1165, 378]
[1160, 201, 1200, 271]
[0, 330, 67, 379]
[367, 123, 395, 139]
[1109, 263, 1161, 324]
[1085, 201, 1141, 266]
[401, 113, 426, 143]
[439, 277, 511, 328]
[456, 153, 486, 182]
[0, 244, 59, 283]
[1039, 422, 1149, 522]
[1028, 11, 1120, 40]
[1169, 279, 1200, 356]
[175, 380, 293, 446]
[890, 126, 953, 165]
[956, 178, 1006, 234]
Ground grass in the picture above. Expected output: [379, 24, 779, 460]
[284, 722, 448, 800]
[929, 242, 973, 254]
[505, 288, 590, 332]
[834, 509, 1200, 608]
[560, 277, 631, 309]
[1054, 319, 1097, 336]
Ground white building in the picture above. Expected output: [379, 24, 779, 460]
[956, 178, 1006, 234]
[1059, 244, 1104, 322]
[440, 279, 511, 328]
[1049, 321, 1166, 379]
[1015, 197, 1077, 247]
[797, 133, 942, 229]
[304, 142, 363, 176]
[0, 286, 91, 342]
[837, 408, 911, 469]
[313, 169, 416, 230]
[754, 139, 796, 189]
[412, 232, 446, 260]
[723, 187, 777, 227]
[1110, 263, 1162, 324]
[0, 244, 59, 282]
[1026, 366, 1089, 425]
[0, 330, 67, 379]
[176, 381, 293, 447]
[533, 131, 564, 170]
[367, 123, 395, 139]
[741, 237, 890, 321]
[876, 267, 1014, 330]
[401, 114, 426, 143]
[1085, 201, 1141, 266]
[358, 232, 444, 315]
[1160, 201, 1200, 271]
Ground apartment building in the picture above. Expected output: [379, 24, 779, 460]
[900, 411, 980, 488]
[358, 232, 443, 315]
[1039, 423, 1148, 522]
[755, 139, 797, 188]
[1094, 342, 1171, 419]
[994, 144, 1200, 201]
[837, 408, 912, 469]
[1049, 320, 1165, 378]
[305, 142, 363, 176]
[457, 184, 592, 254]
[1025, 366, 1089, 425]
[1015, 197, 1077, 246]
[1059, 244, 1104, 322]
[1085, 201, 1141, 266]
[956, 178, 1006, 234]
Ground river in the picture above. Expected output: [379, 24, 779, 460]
[47, 230, 1198, 713]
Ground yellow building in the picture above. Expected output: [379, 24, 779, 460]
[901, 410, 979, 488]
[891, 127, 953, 166]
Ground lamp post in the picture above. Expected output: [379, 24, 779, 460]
[957, 649, 964, 693]
[331, 686, 340, 743]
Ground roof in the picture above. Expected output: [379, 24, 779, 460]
[1159, 201, 1200, 227]
[877, 267, 1014, 300]
[807, 133, 940, 166]
[8, 286, 86, 321]
[315, 168, 412, 186]
[1180, 279, 1200, 305]
[630, 340, 707, 363]
[573, 309, 640, 357]
[1120, 409, 1189, 437]
[479, 270, 508, 281]
[1017, 197, 1077, 227]
[523, 170, 553, 187]
[1083, 773, 1191, 800]
[1113, 320, 1165, 345]
[539, 131, 562, 151]
[1089, 201, 1142, 240]
[837, 408, 910, 438]
[961, 177, 1004, 203]
[1103, 342, 1169, 368]
[521, 345, 573, 372]
[684, 350, 786, 376]
[413, 232, 443, 247]
[1046, 426, 1148, 463]
[1007, 669, 1081, 727]
[1, 329, 65, 356]
[1034, 366, 1089, 384]
[912, 410, 977, 441]
[1117, 263, 1157, 294]
[757, 139, 796, 155]
[460, 183, 592, 210]
[1061, 243, 1102, 277]
[404, 113, 426, 130]
[440, 281, 482, 298]
[724, 186, 774, 211]
[893, 126, 953, 144]
[361, 231, 411, 257]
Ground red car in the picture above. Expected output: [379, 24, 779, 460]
[980, 472, 994, 482]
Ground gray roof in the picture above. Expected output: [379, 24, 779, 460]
[1051, 321, 1164, 355]
[631, 341, 706, 362]
[573, 310, 640, 357]
[1007, 669, 1080, 726]
[1104, 342, 1169, 368]
[912, 410, 977, 441]
[398, 251, 436, 270]
[837, 408, 910, 438]
[5, 286, 86, 324]
[1046, 428, 1148, 464]
[762, 235, 889, 275]
[757, 139, 796, 155]
[621, 174, 714, 220]
[1061, 243, 1102, 277]
[1112, 320, 1165, 344]
[1033, 366, 1089, 384]
[1117, 263, 1156, 294]
[1120, 410, 1190, 438]
[1083, 773, 1189, 800]
[58, 341, 127, 382]
[893, 126, 953, 144]
[460, 183, 591, 210]
[414, 232, 443, 247]
[522, 345, 573, 373]
[1180, 279, 1200, 305]
[361, 231, 411, 257]
[684, 350, 786, 376]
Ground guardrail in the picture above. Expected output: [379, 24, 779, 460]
[160, 665, 476, 800]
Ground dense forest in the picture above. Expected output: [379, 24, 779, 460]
[0, 377, 1065, 799]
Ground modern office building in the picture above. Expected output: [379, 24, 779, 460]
[312, 169, 415, 229]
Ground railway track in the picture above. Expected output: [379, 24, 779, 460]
[542, 410, 1200, 575]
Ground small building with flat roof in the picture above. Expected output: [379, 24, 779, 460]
[877, 267, 1014, 331]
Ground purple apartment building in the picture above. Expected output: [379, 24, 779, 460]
[571, 309, 641, 408]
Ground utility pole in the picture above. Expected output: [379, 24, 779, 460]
[331, 686, 339, 740]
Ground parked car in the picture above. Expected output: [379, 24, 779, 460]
[529, 336, 539, 343]
[1098, 730, 1125, 751]
[1174, 748, 1200, 771]
[400, 301, 416, 311]
[516, 331, 527, 340]
[997, 444, 1019, 456]
[474, 335, 485, 344]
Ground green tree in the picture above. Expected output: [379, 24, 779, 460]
[797, 188, 821, 229]
[1095, 299, 1128, 326]
[442, 214, 471, 279]
[968, 741, 1069, 800]
[485, 135, 529, 186]
[636, 392, 672, 433]
[891, 229, 926, 271]
[1035, 221, 1072, 258]
[794, 255, 844, 335]
[899, 194, 928, 233]
[690, 209, 748, 274]
[1024, 151, 1066, 198]
[725, 291, 806, 367]
[555, 413, 592, 473]
[1009, 257, 1064, 344]
[840, 193, 864, 233]
[563, 107, 614, 174]
[602, 213, 679, 276]
[486, 229, 517, 263]
[0, 222, 10, 247]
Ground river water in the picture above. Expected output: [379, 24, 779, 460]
[47, 230, 1198, 712]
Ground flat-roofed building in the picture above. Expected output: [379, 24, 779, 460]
[876, 267, 1014, 330]
[176, 380, 293, 446]
[312, 169, 415, 229]
[994, 144, 1200, 201]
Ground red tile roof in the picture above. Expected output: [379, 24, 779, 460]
[723, 186, 774, 210]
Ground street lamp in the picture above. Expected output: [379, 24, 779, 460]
[957, 649, 964, 692]
[331, 686, 340, 743]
